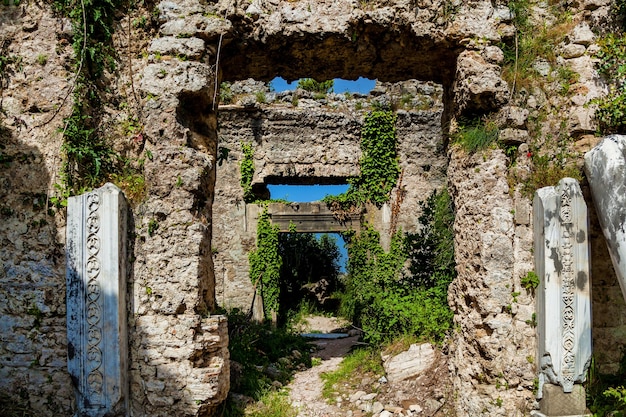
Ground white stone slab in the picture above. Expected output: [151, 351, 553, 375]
[533, 178, 592, 397]
[67, 183, 128, 416]
[584, 135, 626, 303]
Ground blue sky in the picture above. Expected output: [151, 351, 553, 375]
[270, 77, 376, 94]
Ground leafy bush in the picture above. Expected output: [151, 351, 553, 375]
[297, 78, 334, 94]
[341, 189, 455, 346]
[278, 231, 342, 318]
[588, 352, 626, 416]
[240, 142, 255, 203]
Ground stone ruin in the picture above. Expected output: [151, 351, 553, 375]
[2, 0, 626, 416]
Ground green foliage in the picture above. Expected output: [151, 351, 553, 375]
[321, 347, 383, 399]
[217, 146, 230, 166]
[240, 142, 255, 203]
[148, 218, 159, 236]
[52, 0, 125, 196]
[296, 78, 334, 94]
[249, 207, 282, 319]
[255, 91, 266, 103]
[587, 352, 626, 416]
[521, 271, 539, 292]
[340, 188, 455, 346]
[521, 151, 582, 196]
[224, 309, 311, 415]
[594, 33, 626, 133]
[219, 82, 234, 104]
[324, 111, 399, 211]
[453, 118, 499, 153]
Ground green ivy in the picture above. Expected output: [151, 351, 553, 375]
[324, 110, 399, 210]
[240, 142, 255, 203]
[249, 206, 282, 320]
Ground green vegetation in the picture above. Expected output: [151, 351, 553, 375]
[278, 229, 342, 322]
[324, 110, 399, 211]
[222, 309, 311, 417]
[249, 207, 282, 320]
[297, 78, 334, 94]
[594, 33, 626, 133]
[452, 117, 499, 153]
[521, 271, 539, 293]
[341, 188, 455, 346]
[240, 142, 255, 203]
[219, 81, 234, 104]
[321, 347, 383, 399]
[587, 353, 626, 416]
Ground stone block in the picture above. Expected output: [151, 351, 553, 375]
[536, 383, 591, 416]
[533, 178, 592, 397]
[66, 183, 128, 417]
[584, 135, 626, 303]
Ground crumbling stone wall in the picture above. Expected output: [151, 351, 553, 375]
[2, 0, 626, 415]
[213, 82, 446, 310]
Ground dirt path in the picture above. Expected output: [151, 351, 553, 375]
[287, 316, 360, 417]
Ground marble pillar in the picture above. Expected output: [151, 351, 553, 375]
[533, 178, 592, 416]
[584, 134, 626, 303]
[66, 183, 128, 417]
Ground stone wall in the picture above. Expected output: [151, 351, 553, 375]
[213, 85, 446, 310]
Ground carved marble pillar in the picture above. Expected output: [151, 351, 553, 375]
[584, 134, 626, 303]
[66, 183, 128, 416]
[533, 178, 592, 417]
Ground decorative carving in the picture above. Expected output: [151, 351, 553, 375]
[86, 192, 104, 397]
[560, 190, 575, 392]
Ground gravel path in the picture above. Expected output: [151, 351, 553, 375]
[287, 316, 361, 417]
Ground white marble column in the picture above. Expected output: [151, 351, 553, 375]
[533, 178, 592, 416]
[66, 183, 128, 417]
[584, 135, 626, 303]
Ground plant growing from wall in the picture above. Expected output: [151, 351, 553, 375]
[240, 142, 255, 203]
[594, 33, 626, 133]
[452, 117, 500, 153]
[324, 110, 399, 212]
[249, 206, 282, 320]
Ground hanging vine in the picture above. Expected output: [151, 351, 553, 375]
[240, 142, 255, 203]
[51, 0, 123, 195]
[324, 110, 399, 212]
[248, 206, 282, 320]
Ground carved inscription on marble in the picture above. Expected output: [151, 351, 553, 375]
[559, 191, 576, 392]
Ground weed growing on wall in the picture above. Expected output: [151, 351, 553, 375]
[249, 206, 282, 319]
[587, 352, 626, 416]
[324, 110, 399, 212]
[594, 33, 626, 133]
[452, 117, 499, 153]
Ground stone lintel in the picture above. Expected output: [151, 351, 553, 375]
[249, 202, 361, 232]
[533, 178, 592, 399]
[66, 183, 128, 417]
[584, 134, 626, 303]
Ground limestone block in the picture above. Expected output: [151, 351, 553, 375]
[533, 178, 592, 397]
[148, 37, 206, 60]
[536, 383, 591, 416]
[453, 50, 510, 115]
[584, 135, 626, 303]
[66, 183, 128, 417]
[382, 343, 435, 383]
